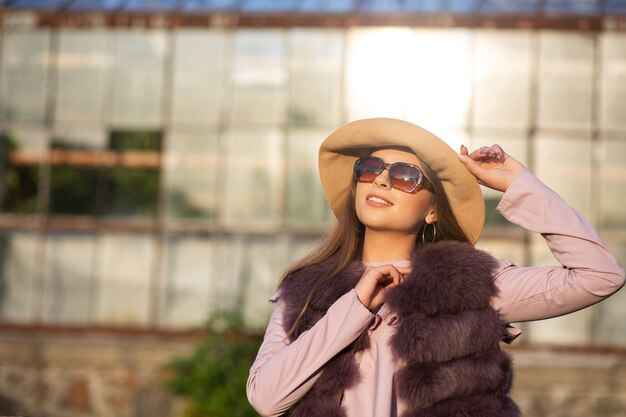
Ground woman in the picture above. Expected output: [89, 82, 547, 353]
[246, 118, 624, 417]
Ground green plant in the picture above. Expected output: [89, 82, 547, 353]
[163, 313, 262, 417]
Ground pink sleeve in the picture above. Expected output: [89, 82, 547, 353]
[246, 289, 374, 417]
[491, 169, 625, 323]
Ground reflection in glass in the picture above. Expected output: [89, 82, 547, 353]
[0, 31, 50, 121]
[164, 130, 218, 220]
[42, 233, 94, 324]
[55, 30, 110, 123]
[599, 138, 626, 229]
[289, 30, 343, 127]
[111, 30, 166, 127]
[537, 32, 593, 130]
[473, 31, 532, 129]
[222, 129, 283, 227]
[171, 30, 225, 126]
[231, 30, 287, 125]
[600, 33, 626, 130]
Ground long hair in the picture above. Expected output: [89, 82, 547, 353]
[279, 151, 472, 337]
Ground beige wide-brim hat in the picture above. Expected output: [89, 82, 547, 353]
[318, 118, 485, 244]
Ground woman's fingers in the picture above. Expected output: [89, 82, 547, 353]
[459, 144, 525, 192]
[467, 144, 505, 161]
[355, 265, 410, 310]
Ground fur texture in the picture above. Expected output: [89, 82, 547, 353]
[396, 350, 512, 408]
[278, 241, 519, 417]
[389, 308, 502, 363]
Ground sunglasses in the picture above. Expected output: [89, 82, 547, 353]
[354, 156, 432, 193]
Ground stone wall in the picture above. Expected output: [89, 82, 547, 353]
[0, 328, 625, 417]
[0, 328, 192, 417]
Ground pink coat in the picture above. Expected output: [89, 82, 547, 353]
[247, 169, 625, 417]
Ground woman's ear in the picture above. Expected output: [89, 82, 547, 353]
[425, 209, 437, 224]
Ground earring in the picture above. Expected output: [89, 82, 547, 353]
[421, 222, 437, 244]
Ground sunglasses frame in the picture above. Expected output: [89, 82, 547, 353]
[353, 155, 432, 193]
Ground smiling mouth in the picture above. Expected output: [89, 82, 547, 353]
[366, 195, 393, 206]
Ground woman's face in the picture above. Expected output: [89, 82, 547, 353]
[355, 148, 436, 235]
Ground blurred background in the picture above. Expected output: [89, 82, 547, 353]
[0, 0, 625, 416]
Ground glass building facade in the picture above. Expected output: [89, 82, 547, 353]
[0, 1, 625, 347]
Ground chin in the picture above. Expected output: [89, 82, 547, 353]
[363, 222, 419, 235]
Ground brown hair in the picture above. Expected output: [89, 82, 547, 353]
[279, 151, 471, 337]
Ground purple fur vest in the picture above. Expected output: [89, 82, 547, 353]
[278, 241, 520, 417]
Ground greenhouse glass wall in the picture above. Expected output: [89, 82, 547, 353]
[0, 0, 625, 348]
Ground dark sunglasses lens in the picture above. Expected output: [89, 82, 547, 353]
[355, 157, 384, 182]
[388, 164, 421, 192]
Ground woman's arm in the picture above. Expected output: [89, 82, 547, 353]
[490, 169, 624, 322]
[247, 289, 373, 417]
[459, 145, 624, 323]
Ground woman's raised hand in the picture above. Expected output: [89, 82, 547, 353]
[354, 265, 411, 311]
[458, 144, 526, 193]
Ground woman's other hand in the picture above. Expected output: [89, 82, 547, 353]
[355, 265, 410, 311]
[458, 144, 525, 192]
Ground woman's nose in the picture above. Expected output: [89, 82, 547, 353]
[373, 169, 390, 189]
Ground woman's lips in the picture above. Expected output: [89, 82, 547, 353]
[366, 193, 393, 207]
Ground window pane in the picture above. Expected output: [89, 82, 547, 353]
[534, 133, 592, 218]
[171, 30, 225, 127]
[95, 233, 155, 325]
[473, 31, 532, 129]
[600, 33, 626, 130]
[231, 30, 287, 126]
[599, 137, 626, 229]
[159, 235, 213, 327]
[42, 233, 95, 324]
[476, 238, 525, 266]
[111, 30, 166, 127]
[1, 125, 47, 214]
[55, 30, 109, 123]
[0, 31, 50, 121]
[164, 130, 218, 220]
[105, 130, 162, 218]
[49, 165, 101, 216]
[49, 126, 106, 216]
[209, 235, 283, 329]
[0, 232, 37, 322]
[285, 128, 330, 227]
[222, 129, 283, 227]
[240, 237, 284, 329]
[289, 29, 343, 127]
[537, 32, 593, 130]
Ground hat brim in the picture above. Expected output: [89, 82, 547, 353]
[318, 118, 485, 244]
